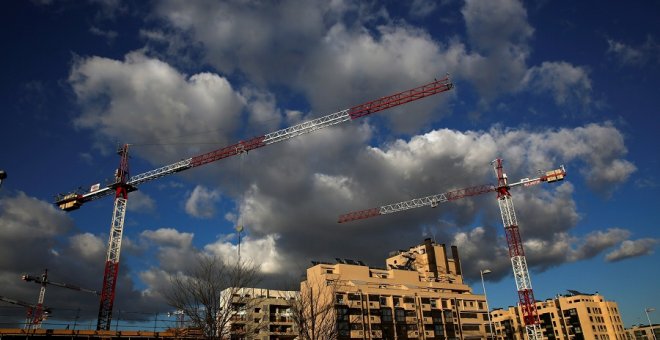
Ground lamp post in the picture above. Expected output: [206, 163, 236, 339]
[481, 269, 494, 340]
[645, 307, 657, 340]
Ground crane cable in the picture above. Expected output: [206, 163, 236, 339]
[236, 150, 245, 263]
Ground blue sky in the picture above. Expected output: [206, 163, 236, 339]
[1, 0, 659, 329]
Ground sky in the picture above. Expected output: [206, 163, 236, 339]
[1, 0, 659, 330]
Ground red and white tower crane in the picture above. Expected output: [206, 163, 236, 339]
[338, 159, 566, 340]
[20, 269, 100, 330]
[0, 295, 52, 329]
[54, 76, 454, 330]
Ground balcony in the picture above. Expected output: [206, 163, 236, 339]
[350, 329, 364, 338]
[369, 315, 382, 323]
[230, 315, 247, 322]
[407, 330, 420, 338]
[422, 316, 433, 324]
[370, 330, 383, 338]
[348, 300, 362, 308]
[421, 303, 431, 311]
[405, 316, 418, 324]
[349, 315, 363, 324]
[403, 303, 416, 310]
[368, 301, 380, 309]
[269, 314, 294, 323]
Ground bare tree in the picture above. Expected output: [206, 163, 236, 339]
[290, 278, 343, 340]
[164, 255, 265, 339]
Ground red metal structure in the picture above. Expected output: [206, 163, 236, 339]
[0, 295, 52, 329]
[20, 269, 100, 330]
[55, 76, 454, 330]
[339, 159, 566, 340]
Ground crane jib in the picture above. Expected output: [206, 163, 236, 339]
[348, 77, 453, 120]
[189, 135, 267, 168]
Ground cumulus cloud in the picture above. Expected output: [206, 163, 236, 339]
[141, 228, 193, 248]
[521, 61, 592, 107]
[213, 122, 639, 280]
[184, 185, 221, 218]
[126, 191, 156, 213]
[69, 51, 246, 164]
[605, 238, 658, 262]
[204, 234, 284, 274]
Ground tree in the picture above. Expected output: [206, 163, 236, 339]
[290, 277, 344, 340]
[164, 255, 265, 339]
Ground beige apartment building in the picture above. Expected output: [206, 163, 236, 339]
[625, 323, 660, 340]
[223, 287, 298, 340]
[303, 238, 491, 339]
[491, 291, 627, 340]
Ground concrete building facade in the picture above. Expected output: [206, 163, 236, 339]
[491, 292, 627, 340]
[223, 287, 298, 340]
[303, 239, 491, 339]
[625, 323, 660, 340]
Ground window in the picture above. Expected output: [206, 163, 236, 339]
[395, 309, 405, 322]
[337, 307, 349, 321]
[381, 308, 393, 322]
[348, 293, 361, 301]
[337, 321, 349, 336]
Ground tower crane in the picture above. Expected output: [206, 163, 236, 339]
[0, 295, 52, 329]
[54, 76, 454, 330]
[338, 159, 566, 340]
[19, 269, 100, 330]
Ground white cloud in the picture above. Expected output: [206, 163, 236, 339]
[204, 234, 284, 274]
[69, 51, 246, 165]
[605, 238, 658, 262]
[521, 61, 592, 107]
[68, 232, 106, 262]
[126, 191, 156, 213]
[141, 228, 193, 248]
[184, 185, 221, 219]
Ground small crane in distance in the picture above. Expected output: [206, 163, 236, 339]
[20, 269, 100, 330]
[0, 295, 52, 330]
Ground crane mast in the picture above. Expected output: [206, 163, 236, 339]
[54, 76, 454, 330]
[338, 159, 566, 340]
[493, 159, 542, 340]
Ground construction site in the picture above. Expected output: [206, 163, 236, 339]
[1, 75, 646, 340]
[2, 2, 659, 339]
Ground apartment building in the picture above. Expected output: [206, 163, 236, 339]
[303, 238, 491, 339]
[491, 291, 626, 340]
[223, 287, 298, 340]
[625, 323, 660, 340]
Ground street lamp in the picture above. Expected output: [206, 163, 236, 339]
[481, 269, 494, 340]
[645, 307, 657, 340]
